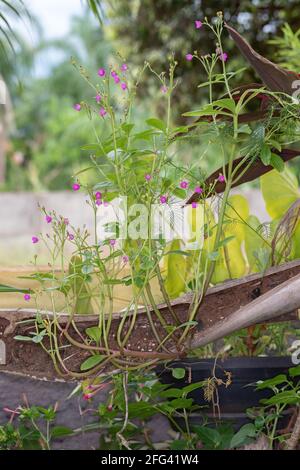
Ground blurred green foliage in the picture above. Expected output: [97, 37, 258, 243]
[104, 0, 300, 117]
[1, 0, 300, 191]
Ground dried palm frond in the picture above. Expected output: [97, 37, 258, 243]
[271, 199, 300, 265]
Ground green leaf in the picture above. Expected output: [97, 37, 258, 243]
[289, 365, 300, 377]
[86, 326, 101, 343]
[81, 143, 103, 152]
[260, 144, 272, 165]
[260, 390, 300, 405]
[127, 402, 157, 419]
[256, 374, 287, 390]
[212, 98, 236, 113]
[217, 236, 235, 248]
[183, 105, 212, 117]
[260, 167, 299, 219]
[146, 118, 166, 132]
[51, 426, 73, 439]
[0, 284, 30, 293]
[121, 123, 134, 135]
[14, 335, 33, 342]
[269, 139, 282, 152]
[230, 423, 256, 448]
[160, 388, 183, 399]
[193, 426, 222, 448]
[181, 381, 205, 395]
[171, 367, 186, 379]
[80, 354, 104, 371]
[169, 398, 193, 409]
[238, 124, 252, 134]
[31, 331, 47, 344]
[170, 440, 188, 450]
[183, 99, 235, 117]
[133, 129, 160, 141]
[270, 153, 285, 172]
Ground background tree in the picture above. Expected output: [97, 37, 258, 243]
[104, 0, 300, 119]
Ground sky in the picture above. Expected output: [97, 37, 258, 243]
[26, 0, 84, 39]
[18, 0, 91, 76]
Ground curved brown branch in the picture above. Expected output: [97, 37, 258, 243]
[186, 148, 300, 204]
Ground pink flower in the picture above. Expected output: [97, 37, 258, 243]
[218, 173, 225, 183]
[96, 199, 102, 206]
[95, 191, 102, 199]
[32, 236, 39, 244]
[161, 85, 168, 93]
[98, 68, 106, 77]
[121, 64, 128, 72]
[73, 103, 81, 111]
[99, 107, 107, 117]
[145, 174, 152, 181]
[186, 53, 193, 61]
[194, 186, 203, 194]
[160, 195, 167, 204]
[63, 218, 69, 225]
[110, 239, 116, 247]
[192, 202, 198, 209]
[114, 76, 120, 84]
[195, 20, 202, 29]
[24, 293, 31, 301]
[83, 393, 92, 401]
[95, 94, 101, 103]
[3, 407, 20, 415]
[107, 404, 113, 412]
[122, 255, 129, 263]
[121, 82, 127, 90]
[180, 181, 189, 189]
[103, 201, 109, 207]
[67, 233, 74, 241]
[45, 215, 52, 224]
[219, 52, 228, 62]
[72, 183, 80, 191]
[111, 70, 117, 78]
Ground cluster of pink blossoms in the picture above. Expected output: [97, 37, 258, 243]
[74, 64, 128, 117]
[186, 19, 228, 62]
[96, 64, 128, 118]
[158, 182, 205, 207]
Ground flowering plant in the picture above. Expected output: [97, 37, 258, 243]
[17, 13, 300, 377]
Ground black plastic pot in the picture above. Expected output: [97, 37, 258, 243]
[156, 356, 296, 430]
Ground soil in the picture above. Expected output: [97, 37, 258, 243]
[0, 259, 300, 380]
